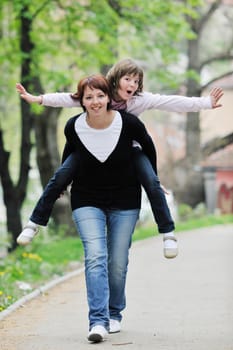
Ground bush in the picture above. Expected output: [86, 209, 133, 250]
[178, 202, 207, 221]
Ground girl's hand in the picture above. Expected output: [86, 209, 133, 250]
[16, 83, 42, 104]
[210, 87, 224, 109]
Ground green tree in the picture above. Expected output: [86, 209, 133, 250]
[173, 0, 233, 206]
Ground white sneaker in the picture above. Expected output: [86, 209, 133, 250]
[17, 221, 39, 246]
[88, 325, 108, 342]
[163, 234, 178, 259]
[109, 319, 121, 333]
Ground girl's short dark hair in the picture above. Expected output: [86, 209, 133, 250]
[106, 58, 144, 100]
[71, 74, 112, 110]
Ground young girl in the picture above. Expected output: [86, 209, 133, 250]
[16, 58, 223, 259]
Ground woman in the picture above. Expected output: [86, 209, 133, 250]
[61, 74, 157, 342]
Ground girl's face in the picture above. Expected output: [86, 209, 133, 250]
[82, 86, 110, 116]
[117, 74, 140, 101]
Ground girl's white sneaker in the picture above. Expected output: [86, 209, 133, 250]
[17, 221, 39, 246]
[163, 234, 178, 259]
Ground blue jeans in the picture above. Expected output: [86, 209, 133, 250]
[72, 207, 139, 330]
[132, 148, 175, 233]
[30, 154, 79, 225]
[31, 149, 174, 232]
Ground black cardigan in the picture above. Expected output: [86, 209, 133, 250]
[63, 111, 157, 211]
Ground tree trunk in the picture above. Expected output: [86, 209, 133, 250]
[186, 34, 202, 163]
[0, 131, 23, 250]
[172, 17, 205, 207]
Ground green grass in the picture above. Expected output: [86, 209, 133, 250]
[175, 214, 233, 231]
[0, 214, 232, 312]
[34, 236, 83, 265]
[133, 213, 233, 241]
[0, 233, 84, 311]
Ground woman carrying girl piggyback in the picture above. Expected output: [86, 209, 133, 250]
[16, 58, 223, 259]
[62, 74, 159, 341]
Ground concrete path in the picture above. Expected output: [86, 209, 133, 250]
[0, 225, 233, 350]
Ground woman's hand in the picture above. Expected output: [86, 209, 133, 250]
[16, 83, 42, 104]
[210, 87, 224, 109]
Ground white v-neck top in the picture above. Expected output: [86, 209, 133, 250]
[74, 111, 122, 162]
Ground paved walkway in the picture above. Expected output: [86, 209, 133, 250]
[0, 225, 233, 350]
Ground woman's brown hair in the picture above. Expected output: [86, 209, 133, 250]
[71, 74, 112, 110]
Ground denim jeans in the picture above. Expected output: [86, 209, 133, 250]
[132, 147, 175, 233]
[30, 149, 174, 232]
[30, 154, 79, 225]
[72, 206, 139, 330]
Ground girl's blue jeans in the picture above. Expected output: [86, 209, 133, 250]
[30, 153, 79, 225]
[30, 149, 175, 233]
[72, 206, 139, 329]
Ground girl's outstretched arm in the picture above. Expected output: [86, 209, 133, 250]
[16, 83, 80, 108]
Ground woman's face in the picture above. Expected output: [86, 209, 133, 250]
[82, 86, 110, 116]
[117, 74, 140, 101]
